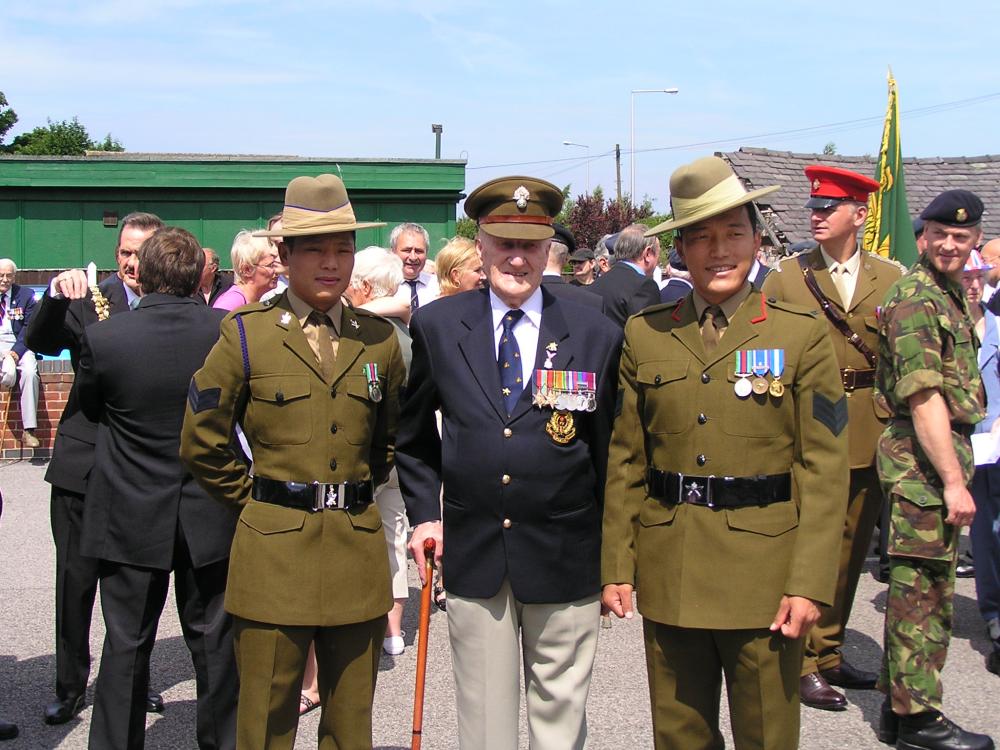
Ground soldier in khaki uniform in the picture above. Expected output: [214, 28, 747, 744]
[180, 174, 405, 750]
[762, 165, 902, 711]
[602, 156, 848, 750]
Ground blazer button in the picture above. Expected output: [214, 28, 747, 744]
[502, 518, 512, 529]
[701, 372, 711, 384]
[503, 428, 512, 438]
[501, 474, 511, 485]
[697, 413, 707, 425]
[696, 454, 707, 466]
[329, 458, 338, 471]
[654, 374, 662, 384]
[275, 391, 284, 403]
[330, 424, 338, 434]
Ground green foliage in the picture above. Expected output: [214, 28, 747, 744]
[8, 116, 124, 155]
[455, 217, 477, 240]
[823, 142, 837, 155]
[0, 92, 17, 147]
[565, 189, 653, 250]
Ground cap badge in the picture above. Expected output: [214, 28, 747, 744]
[513, 185, 530, 210]
[350, 319, 360, 330]
[280, 312, 292, 325]
[812, 179, 821, 192]
[956, 207, 968, 222]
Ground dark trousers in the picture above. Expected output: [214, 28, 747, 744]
[50, 487, 101, 700]
[971, 466, 1000, 625]
[88, 531, 236, 750]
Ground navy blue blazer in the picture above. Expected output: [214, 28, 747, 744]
[3, 283, 38, 359]
[396, 287, 623, 604]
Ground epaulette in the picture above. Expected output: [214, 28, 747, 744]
[633, 299, 681, 319]
[774, 251, 811, 273]
[865, 252, 907, 272]
[764, 296, 820, 318]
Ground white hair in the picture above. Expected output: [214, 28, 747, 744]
[351, 246, 404, 299]
[0, 258, 16, 273]
[389, 222, 430, 251]
[229, 230, 273, 281]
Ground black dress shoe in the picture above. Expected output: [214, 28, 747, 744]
[44, 693, 85, 725]
[877, 697, 899, 745]
[799, 672, 847, 711]
[956, 551, 975, 578]
[0, 720, 17, 741]
[987, 649, 1000, 677]
[897, 710, 994, 750]
[146, 692, 164, 713]
[820, 660, 879, 689]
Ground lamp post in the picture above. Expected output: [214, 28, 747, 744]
[562, 140, 590, 194]
[630, 88, 678, 203]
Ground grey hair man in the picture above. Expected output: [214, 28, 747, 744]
[390, 222, 438, 312]
[0, 258, 40, 447]
[588, 225, 663, 327]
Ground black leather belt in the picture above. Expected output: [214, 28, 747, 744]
[646, 469, 792, 509]
[252, 476, 375, 512]
[841, 368, 876, 392]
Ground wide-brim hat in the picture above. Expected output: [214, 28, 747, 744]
[465, 176, 563, 241]
[645, 156, 779, 237]
[254, 174, 386, 238]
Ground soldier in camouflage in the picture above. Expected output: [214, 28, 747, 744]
[875, 189, 994, 750]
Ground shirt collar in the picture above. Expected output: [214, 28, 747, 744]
[619, 260, 645, 276]
[819, 245, 861, 276]
[691, 282, 753, 323]
[490, 286, 543, 332]
[122, 280, 139, 308]
[285, 288, 342, 336]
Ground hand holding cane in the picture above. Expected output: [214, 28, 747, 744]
[411, 538, 436, 750]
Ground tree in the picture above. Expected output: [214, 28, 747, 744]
[823, 142, 837, 155]
[7, 116, 124, 155]
[565, 190, 653, 250]
[455, 217, 477, 240]
[0, 92, 16, 148]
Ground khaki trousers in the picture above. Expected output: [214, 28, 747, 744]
[644, 619, 803, 750]
[802, 465, 884, 674]
[447, 579, 600, 750]
[233, 615, 385, 750]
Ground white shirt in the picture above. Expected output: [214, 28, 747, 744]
[123, 279, 140, 308]
[490, 287, 543, 391]
[393, 271, 439, 308]
[0, 291, 13, 340]
[820, 246, 861, 307]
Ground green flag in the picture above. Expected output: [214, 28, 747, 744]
[863, 70, 919, 266]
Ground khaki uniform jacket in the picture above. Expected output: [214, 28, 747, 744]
[180, 294, 405, 626]
[601, 292, 849, 629]
[762, 248, 901, 468]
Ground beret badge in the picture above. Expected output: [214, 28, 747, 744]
[956, 207, 968, 222]
[513, 185, 530, 210]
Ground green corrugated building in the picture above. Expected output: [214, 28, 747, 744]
[0, 153, 467, 270]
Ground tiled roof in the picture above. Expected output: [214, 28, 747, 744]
[719, 147, 1000, 247]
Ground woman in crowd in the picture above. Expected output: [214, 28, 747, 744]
[434, 237, 485, 296]
[211, 230, 280, 311]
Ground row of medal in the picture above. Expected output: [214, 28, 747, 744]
[532, 369, 597, 412]
[734, 349, 785, 398]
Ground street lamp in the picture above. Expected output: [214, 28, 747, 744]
[630, 88, 679, 203]
[562, 140, 590, 194]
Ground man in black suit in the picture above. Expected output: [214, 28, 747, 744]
[588, 224, 662, 327]
[77, 227, 238, 750]
[25, 211, 166, 725]
[541, 224, 603, 311]
[398, 176, 622, 750]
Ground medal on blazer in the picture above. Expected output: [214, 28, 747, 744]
[546, 410, 576, 444]
[532, 370, 596, 412]
[734, 351, 753, 399]
[362, 363, 382, 402]
[543, 341, 558, 369]
[768, 348, 785, 398]
[750, 350, 770, 395]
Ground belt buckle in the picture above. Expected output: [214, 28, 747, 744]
[312, 483, 343, 511]
[842, 368, 856, 391]
[678, 474, 713, 508]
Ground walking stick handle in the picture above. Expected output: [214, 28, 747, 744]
[411, 538, 436, 750]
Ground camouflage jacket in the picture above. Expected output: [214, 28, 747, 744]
[875, 256, 984, 557]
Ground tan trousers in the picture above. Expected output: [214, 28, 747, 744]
[644, 619, 803, 750]
[447, 579, 600, 750]
[233, 615, 385, 750]
[802, 465, 884, 674]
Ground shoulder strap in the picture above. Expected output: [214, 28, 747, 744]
[234, 314, 251, 381]
[797, 254, 877, 368]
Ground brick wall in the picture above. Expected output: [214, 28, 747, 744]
[1, 359, 72, 460]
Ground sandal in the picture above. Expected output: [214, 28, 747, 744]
[299, 693, 319, 716]
[433, 586, 447, 612]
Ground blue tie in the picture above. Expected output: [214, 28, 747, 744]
[498, 309, 525, 415]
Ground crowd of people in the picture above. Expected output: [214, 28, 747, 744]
[0, 156, 997, 750]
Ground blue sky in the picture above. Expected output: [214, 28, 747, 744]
[3, 0, 999, 213]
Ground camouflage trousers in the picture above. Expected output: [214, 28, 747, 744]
[878, 555, 957, 715]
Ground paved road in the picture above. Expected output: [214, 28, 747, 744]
[0, 459, 996, 749]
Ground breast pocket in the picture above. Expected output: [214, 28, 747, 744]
[722, 367, 791, 438]
[247, 375, 312, 446]
[636, 360, 689, 434]
[341, 375, 379, 445]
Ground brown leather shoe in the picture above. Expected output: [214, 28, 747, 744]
[799, 672, 847, 711]
[21, 429, 39, 448]
[820, 660, 878, 690]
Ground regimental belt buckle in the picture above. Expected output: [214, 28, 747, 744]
[841, 368, 857, 392]
[312, 482, 343, 511]
[679, 475, 714, 508]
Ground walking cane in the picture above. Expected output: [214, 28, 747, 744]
[411, 538, 436, 750]
[0, 387, 11, 447]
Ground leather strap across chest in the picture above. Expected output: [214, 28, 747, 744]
[797, 255, 877, 368]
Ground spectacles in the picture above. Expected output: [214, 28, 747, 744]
[256, 262, 281, 270]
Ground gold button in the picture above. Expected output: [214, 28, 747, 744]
[503, 428, 512, 438]
[502, 518, 512, 529]
[501, 474, 511, 485]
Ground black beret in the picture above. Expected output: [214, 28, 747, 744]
[920, 189, 984, 228]
[668, 248, 687, 271]
[551, 223, 576, 253]
[569, 247, 594, 262]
